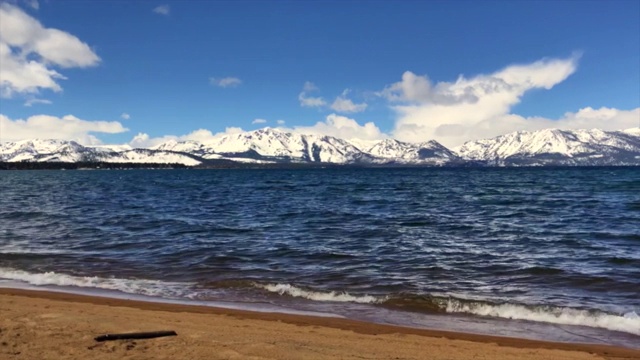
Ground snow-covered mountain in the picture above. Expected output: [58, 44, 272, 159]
[154, 128, 375, 163]
[455, 128, 640, 166]
[152, 128, 460, 165]
[0, 139, 202, 166]
[2, 127, 639, 167]
[364, 139, 460, 165]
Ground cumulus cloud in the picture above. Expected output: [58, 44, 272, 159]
[120, 113, 130, 120]
[129, 127, 245, 148]
[210, 77, 242, 88]
[298, 81, 326, 108]
[0, 3, 100, 97]
[385, 55, 593, 147]
[153, 5, 170, 15]
[292, 113, 385, 141]
[0, 114, 128, 145]
[252, 118, 267, 124]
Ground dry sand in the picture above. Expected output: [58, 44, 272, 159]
[0, 288, 638, 360]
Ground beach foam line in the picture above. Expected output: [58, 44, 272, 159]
[254, 283, 640, 336]
[444, 299, 640, 336]
[0, 267, 194, 299]
[254, 283, 383, 304]
[3, 269, 638, 336]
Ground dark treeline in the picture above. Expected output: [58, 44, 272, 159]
[0, 162, 189, 170]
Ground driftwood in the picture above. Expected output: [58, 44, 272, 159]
[94, 330, 177, 342]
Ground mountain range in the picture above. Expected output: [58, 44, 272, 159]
[2, 127, 639, 167]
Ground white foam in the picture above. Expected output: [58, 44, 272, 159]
[445, 299, 640, 336]
[255, 283, 382, 304]
[0, 268, 192, 299]
[0, 246, 90, 255]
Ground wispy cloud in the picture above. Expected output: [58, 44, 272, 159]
[23, 97, 52, 107]
[210, 77, 242, 88]
[120, 113, 131, 120]
[252, 118, 267, 124]
[23, 0, 39, 10]
[298, 81, 326, 108]
[153, 4, 170, 16]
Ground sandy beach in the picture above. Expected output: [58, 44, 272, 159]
[0, 289, 637, 360]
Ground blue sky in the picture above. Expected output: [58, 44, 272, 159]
[1, 0, 639, 147]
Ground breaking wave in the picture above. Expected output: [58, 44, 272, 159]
[254, 283, 382, 304]
[0, 267, 193, 299]
[254, 283, 640, 335]
[2, 270, 638, 336]
[443, 298, 640, 336]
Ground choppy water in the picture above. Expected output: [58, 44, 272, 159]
[1, 168, 639, 347]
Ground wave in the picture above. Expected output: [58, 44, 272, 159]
[2, 270, 638, 336]
[254, 283, 382, 304]
[253, 283, 640, 335]
[0, 268, 193, 299]
[443, 298, 640, 336]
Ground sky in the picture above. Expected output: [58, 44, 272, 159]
[0, 0, 639, 148]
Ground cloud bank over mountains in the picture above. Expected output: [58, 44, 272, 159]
[0, 114, 126, 145]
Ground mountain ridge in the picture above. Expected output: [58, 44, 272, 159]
[2, 127, 639, 167]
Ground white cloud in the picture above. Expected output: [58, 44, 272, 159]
[298, 81, 326, 108]
[23, 97, 51, 106]
[466, 107, 640, 142]
[252, 118, 267, 124]
[299, 93, 326, 107]
[292, 114, 385, 141]
[210, 77, 242, 88]
[0, 3, 100, 97]
[276, 119, 285, 125]
[386, 56, 589, 147]
[129, 127, 245, 148]
[0, 113, 128, 145]
[153, 5, 170, 15]
[331, 96, 368, 113]
[120, 113, 130, 120]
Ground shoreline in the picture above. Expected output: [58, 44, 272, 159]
[1, 288, 638, 359]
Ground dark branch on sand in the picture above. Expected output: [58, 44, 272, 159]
[94, 331, 177, 342]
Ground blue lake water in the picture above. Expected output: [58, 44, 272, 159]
[1, 167, 639, 347]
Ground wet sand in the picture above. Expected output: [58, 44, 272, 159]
[0, 288, 638, 360]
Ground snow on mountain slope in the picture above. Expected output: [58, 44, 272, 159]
[100, 149, 202, 166]
[4, 127, 639, 167]
[0, 139, 201, 165]
[455, 128, 640, 166]
[201, 128, 368, 163]
[152, 128, 375, 163]
[152, 140, 223, 160]
[0, 139, 96, 162]
[365, 139, 460, 164]
[151, 129, 457, 164]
